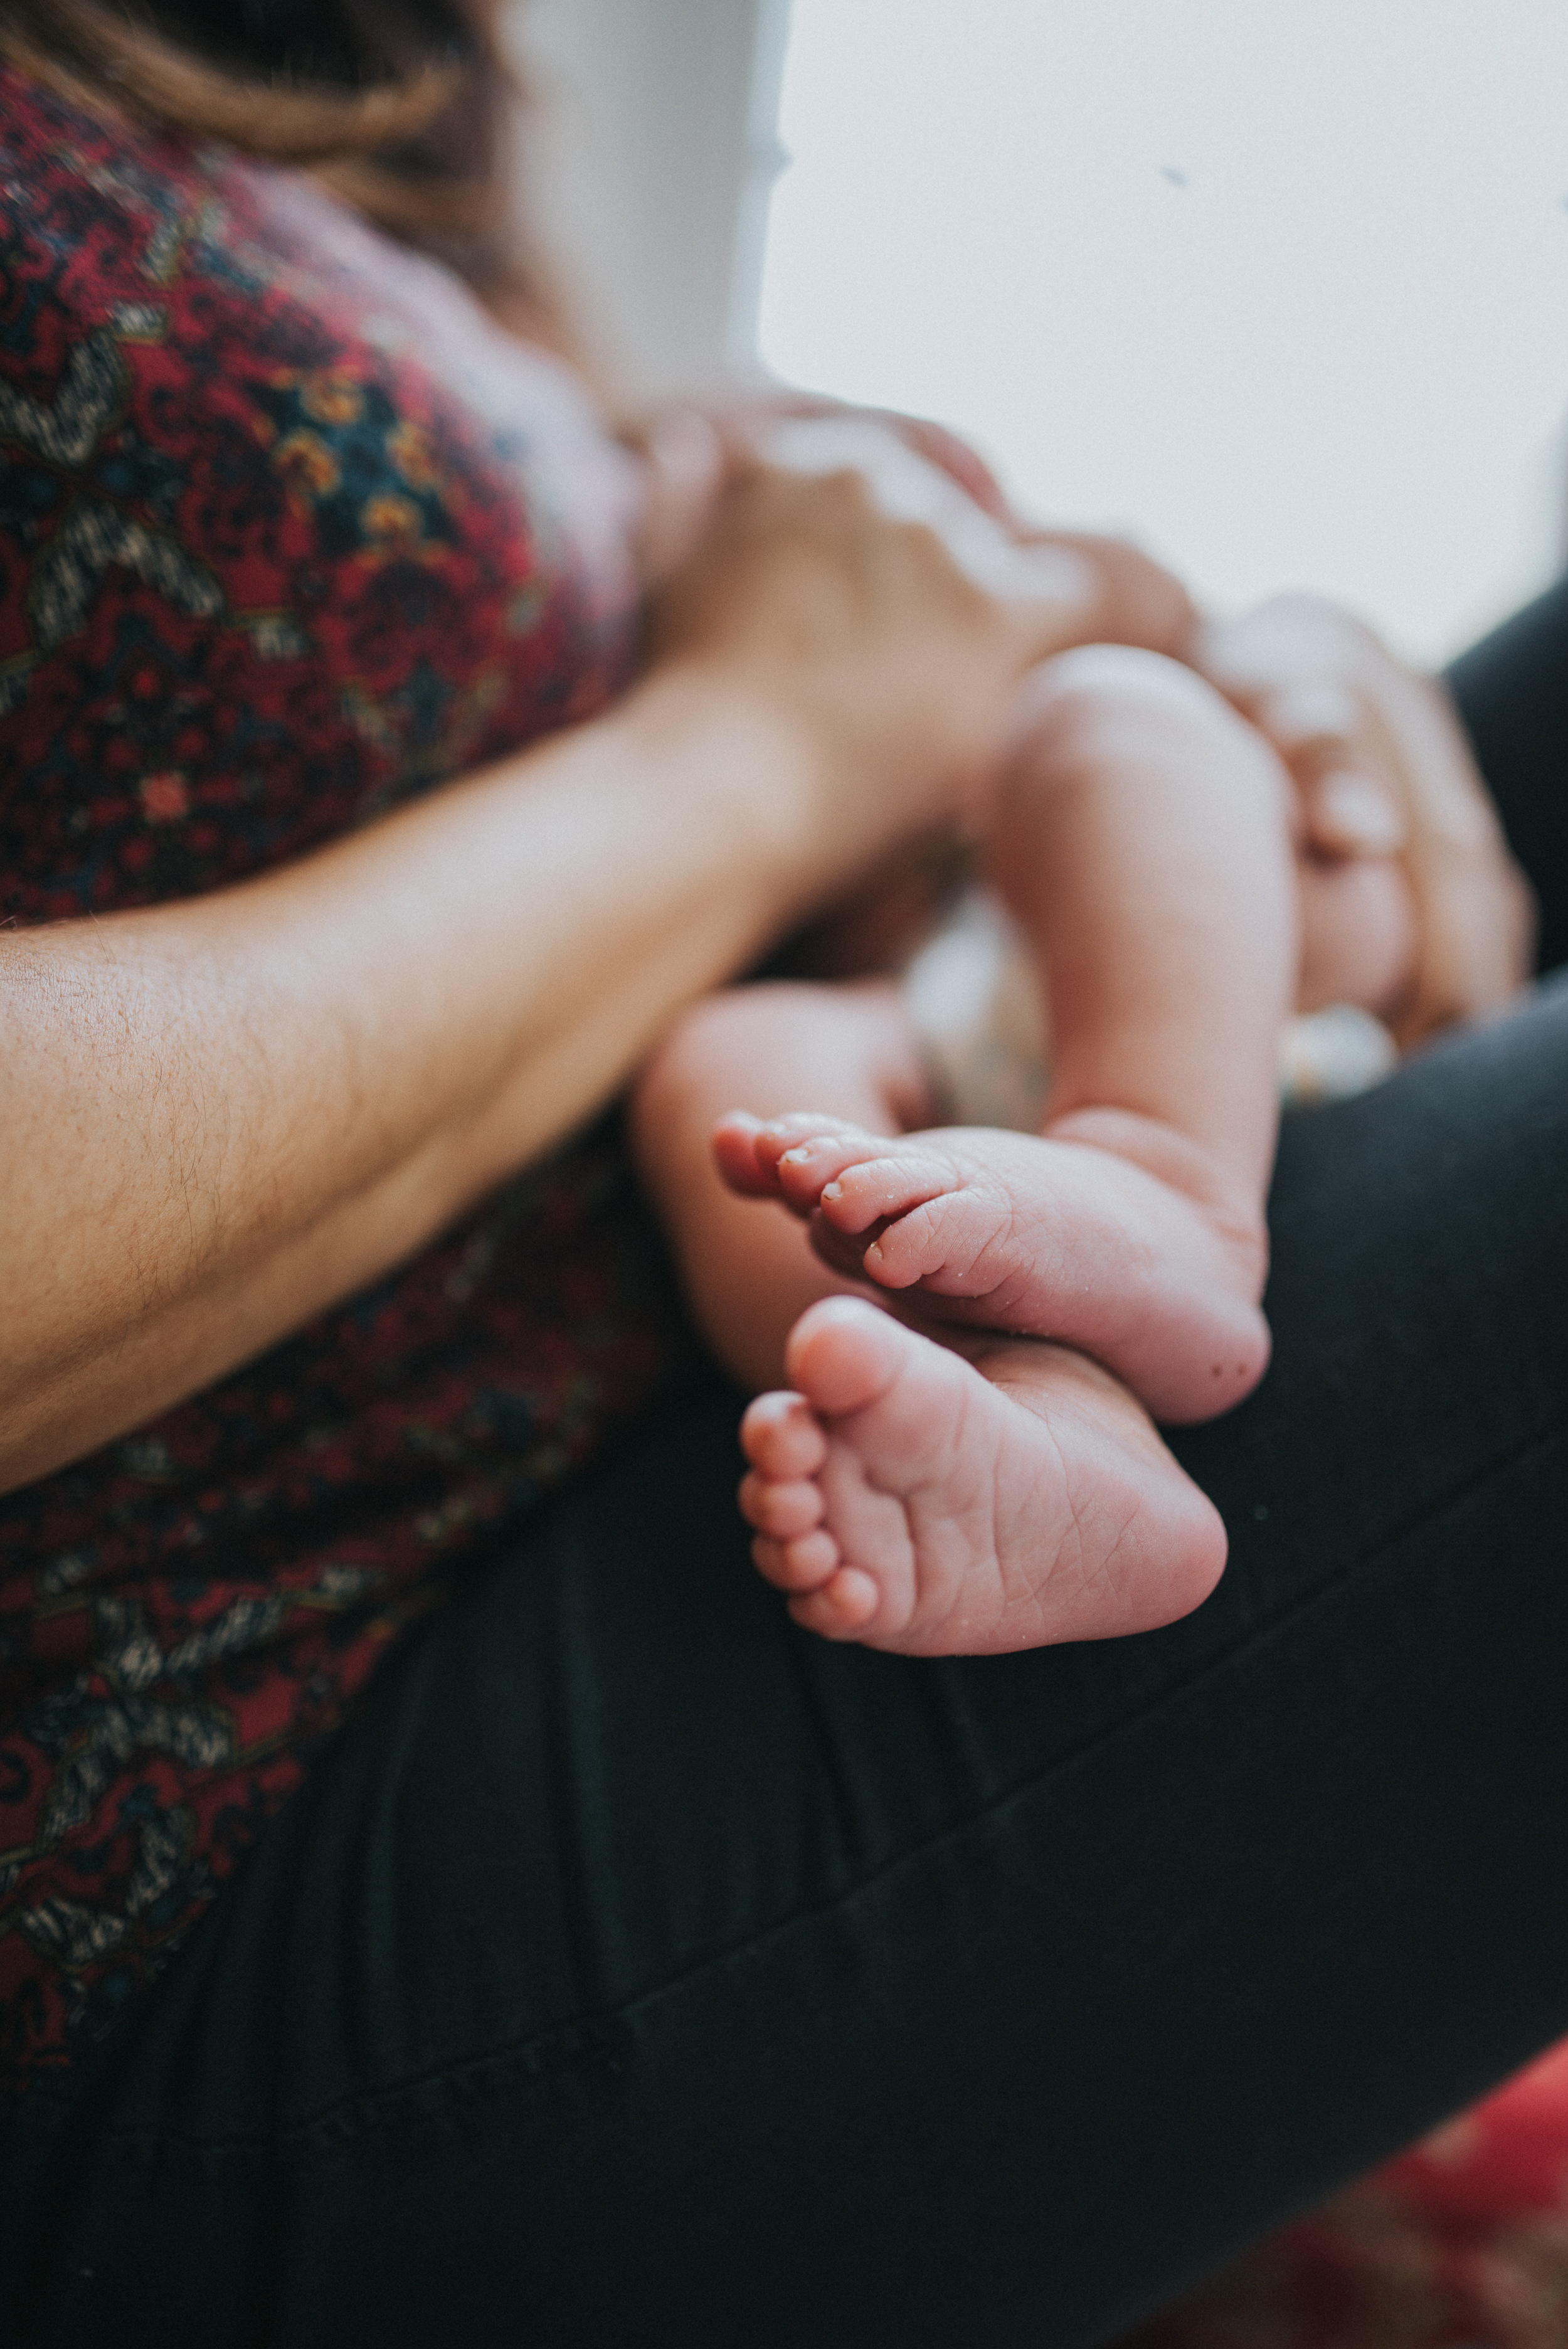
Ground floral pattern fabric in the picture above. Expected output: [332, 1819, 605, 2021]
[0, 65, 689, 2087]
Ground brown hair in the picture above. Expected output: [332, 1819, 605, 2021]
[0, 0, 568, 341]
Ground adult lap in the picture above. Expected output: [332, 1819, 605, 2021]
[3, 22, 1564, 2345]
[9, 977, 1568, 2349]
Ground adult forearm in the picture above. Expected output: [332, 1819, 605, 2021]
[0, 672, 828, 1493]
[1, 443, 1103, 1490]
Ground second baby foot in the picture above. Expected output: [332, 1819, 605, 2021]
[715, 1110, 1270, 1426]
[739, 1295, 1226, 1655]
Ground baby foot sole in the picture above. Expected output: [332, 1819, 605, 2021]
[738, 1296, 1226, 1655]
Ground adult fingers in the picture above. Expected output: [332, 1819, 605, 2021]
[1195, 612, 1403, 854]
[1019, 529, 1199, 660]
[1246, 679, 1407, 857]
[1198, 595, 1535, 1043]
[746, 412, 1093, 603]
[696, 386, 1019, 521]
[658, 401, 1199, 675]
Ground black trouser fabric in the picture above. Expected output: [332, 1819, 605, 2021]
[1448, 575, 1568, 975]
[4, 593, 1567, 2349]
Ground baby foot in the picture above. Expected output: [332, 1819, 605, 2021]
[715, 1111, 1269, 1426]
[739, 1295, 1225, 1655]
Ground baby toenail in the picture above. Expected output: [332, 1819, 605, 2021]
[822, 1181, 842, 1200]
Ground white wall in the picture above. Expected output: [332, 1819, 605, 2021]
[512, 0, 791, 404]
[759, 0, 1568, 661]
[511, 0, 1568, 656]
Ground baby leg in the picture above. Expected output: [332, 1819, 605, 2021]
[999, 645, 1296, 1207]
[635, 978, 1225, 1653]
[728, 652, 1298, 1424]
[631, 977, 930, 1394]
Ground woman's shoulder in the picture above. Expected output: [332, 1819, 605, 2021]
[0, 61, 642, 918]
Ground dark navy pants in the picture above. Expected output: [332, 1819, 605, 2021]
[6, 585, 1568, 2348]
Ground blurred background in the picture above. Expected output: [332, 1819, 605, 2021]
[518, 0, 1568, 664]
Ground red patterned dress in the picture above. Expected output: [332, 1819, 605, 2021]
[0, 64, 689, 2088]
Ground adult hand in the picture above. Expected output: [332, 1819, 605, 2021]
[1194, 594, 1537, 1046]
[640, 436, 1114, 880]
[9, 393, 1169, 1494]
[633, 397, 1197, 659]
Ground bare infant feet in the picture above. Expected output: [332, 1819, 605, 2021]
[739, 1296, 1225, 1654]
[714, 1110, 1270, 1426]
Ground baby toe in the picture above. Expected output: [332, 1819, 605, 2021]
[819, 1151, 953, 1233]
[787, 1564, 882, 1637]
[739, 1391, 829, 1480]
[753, 1527, 841, 1593]
[766, 1123, 889, 1211]
[783, 1296, 908, 1419]
[739, 1471, 825, 1540]
[711, 1111, 778, 1197]
[753, 1112, 865, 1167]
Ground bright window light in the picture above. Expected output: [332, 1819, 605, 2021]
[758, 0, 1568, 662]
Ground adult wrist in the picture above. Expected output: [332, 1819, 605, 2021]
[614, 660, 872, 916]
